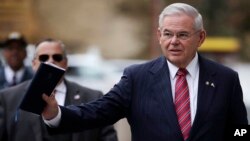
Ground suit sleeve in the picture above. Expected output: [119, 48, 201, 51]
[48, 67, 133, 134]
[229, 73, 248, 125]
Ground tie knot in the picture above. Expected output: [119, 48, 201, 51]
[176, 68, 187, 76]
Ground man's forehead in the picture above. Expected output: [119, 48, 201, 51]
[37, 42, 61, 50]
[5, 42, 26, 49]
[162, 14, 194, 25]
[37, 49, 63, 54]
[38, 41, 60, 47]
[160, 26, 192, 33]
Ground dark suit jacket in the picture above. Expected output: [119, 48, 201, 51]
[50, 55, 248, 141]
[0, 79, 118, 141]
[0, 66, 34, 90]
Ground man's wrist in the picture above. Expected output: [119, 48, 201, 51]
[42, 106, 61, 127]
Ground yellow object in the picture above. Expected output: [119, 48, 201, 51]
[199, 37, 240, 53]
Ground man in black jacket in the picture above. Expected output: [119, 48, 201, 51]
[0, 39, 118, 141]
[0, 32, 34, 89]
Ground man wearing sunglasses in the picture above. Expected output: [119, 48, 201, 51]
[0, 39, 118, 141]
[0, 32, 34, 89]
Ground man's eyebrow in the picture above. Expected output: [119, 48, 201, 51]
[162, 29, 190, 33]
[177, 31, 189, 33]
[162, 29, 171, 32]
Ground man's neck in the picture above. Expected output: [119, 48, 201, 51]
[10, 64, 24, 72]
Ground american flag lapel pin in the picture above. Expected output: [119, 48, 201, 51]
[211, 83, 215, 88]
[205, 81, 210, 85]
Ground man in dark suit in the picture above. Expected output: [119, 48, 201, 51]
[0, 39, 118, 141]
[0, 32, 34, 89]
[42, 3, 248, 141]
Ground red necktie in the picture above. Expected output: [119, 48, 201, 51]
[175, 68, 191, 140]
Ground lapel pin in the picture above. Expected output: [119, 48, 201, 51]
[74, 94, 80, 100]
[205, 81, 210, 85]
[211, 83, 215, 88]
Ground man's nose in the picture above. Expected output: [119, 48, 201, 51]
[47, 57, 55, 63]
[10, 49, 20, 55]
[170, 35, 180, 45]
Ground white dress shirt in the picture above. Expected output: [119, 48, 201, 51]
[55, 81, 67, 106]
[167, 53, 199, 125]
[4, 65, 25, 84]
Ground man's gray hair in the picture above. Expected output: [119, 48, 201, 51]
[159, 3, 203, 30]
[33, 38, 67, 60]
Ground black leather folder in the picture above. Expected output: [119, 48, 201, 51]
[19, 62, 65, 115]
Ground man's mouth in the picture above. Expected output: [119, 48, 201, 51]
[169, 49, 182, 55]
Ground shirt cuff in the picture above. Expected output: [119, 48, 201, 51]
[42, 106, 61, 127]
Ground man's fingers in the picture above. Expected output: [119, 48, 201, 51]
[42, 92, 55, 102]
[42, 92, 59, 120]
[42, 93, 49, 102]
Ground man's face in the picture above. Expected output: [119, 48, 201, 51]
[32, 42, 68, 72]
[3, 42, 27, 71]
[157, 14, 206, 68]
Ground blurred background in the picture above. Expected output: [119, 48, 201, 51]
[0, 0, 249, 141]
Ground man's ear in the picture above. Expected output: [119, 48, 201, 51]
[31, 59, 36, 71]
[198, 30, 206, 48]
[62, 57, 68, 70]
[157, 27, 162, 44]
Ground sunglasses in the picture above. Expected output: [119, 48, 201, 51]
[38, 54, 64, 62]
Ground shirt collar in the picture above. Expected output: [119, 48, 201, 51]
[5, 65, 25, 75]
[4, 65, 25, 82]
[167, 53, 199, 80]
[186, 53, 199, 79]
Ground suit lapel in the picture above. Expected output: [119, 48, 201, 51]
[190, 56, 217, 139]
[149, 56, 180, 132]
[64, 80, 82, 106]
[64, 80, 81, 141]
[0, 68, 8, 88]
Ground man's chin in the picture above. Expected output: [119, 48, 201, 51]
[168, 57, 186, 67]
